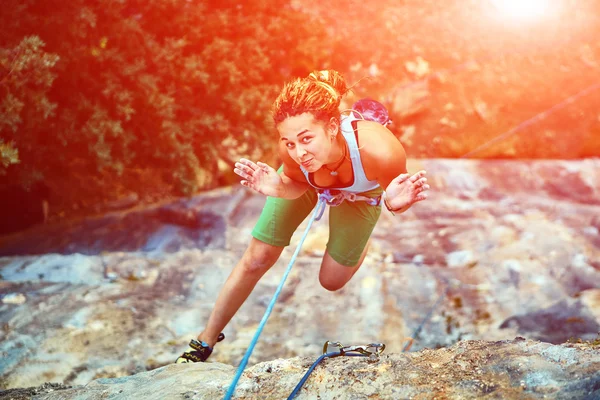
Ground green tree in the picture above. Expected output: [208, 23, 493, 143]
[0, 0, 332, 213]
[0, 36, 59, 177]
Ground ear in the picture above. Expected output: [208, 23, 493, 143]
[327, 117, 339, 136]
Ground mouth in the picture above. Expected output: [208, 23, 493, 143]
[300, 158, 314, 168]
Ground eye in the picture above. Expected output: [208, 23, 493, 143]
[301, 137, 312, 144]
[286, 142, 295, 149]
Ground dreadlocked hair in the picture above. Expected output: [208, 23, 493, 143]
[272, 70, 349, 126]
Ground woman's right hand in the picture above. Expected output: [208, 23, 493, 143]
[234, 158, 283, 197]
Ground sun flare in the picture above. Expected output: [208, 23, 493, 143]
[490, 0, 551, 20]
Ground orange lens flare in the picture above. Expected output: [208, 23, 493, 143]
[490, 0, 551, 19]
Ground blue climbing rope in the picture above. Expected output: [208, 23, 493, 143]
[287, 352, 366, 399]
[224, 194, 329, 399]
[288, 341, 385, 399]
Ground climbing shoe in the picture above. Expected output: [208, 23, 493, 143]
[175, 333, 225, 363]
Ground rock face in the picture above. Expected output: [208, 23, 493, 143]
[1, 159, 600, 395]
[0, 191, 234, 256]
[7, 339, 600, 400]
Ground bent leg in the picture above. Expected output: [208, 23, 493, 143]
[199, 185, 317, 346]
[319, 188, 382, 291]
[198, 238, 284, 346]
[319, 240, 371, 291]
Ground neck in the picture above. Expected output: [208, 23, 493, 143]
[324, 134, 346, 172]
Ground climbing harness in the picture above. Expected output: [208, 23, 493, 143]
[287, 341, 385, 399]
[316, 189, 382, 218]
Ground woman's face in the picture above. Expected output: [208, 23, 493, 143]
[277, 113, 337, 172]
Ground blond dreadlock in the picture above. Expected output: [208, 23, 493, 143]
[272, 70, 349, 126]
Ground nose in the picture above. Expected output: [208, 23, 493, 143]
[295, 146, 307, 159]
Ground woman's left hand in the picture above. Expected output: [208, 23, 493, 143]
[384, 170, 429, 211]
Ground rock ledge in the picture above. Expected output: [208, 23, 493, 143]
[14, 338, 600, 400]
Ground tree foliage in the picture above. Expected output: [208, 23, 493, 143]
[0, 0, 331, 208]
[0, 36, 59, 175]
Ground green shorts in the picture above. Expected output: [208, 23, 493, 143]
[251, 184, 383, 267]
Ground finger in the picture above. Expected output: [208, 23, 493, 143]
[392, 173, 411, 185]
[415, 192, 428, 201]
[234, 162, 252, 175]
[234, 167, 253, 180]
[256, 161, 274, 173]
[239, 158, 258, 170]
[235, 163, 255, 178]
[416, 184, 430, 194]
[236, 161, 261, 175]
[240, 180, 259, 192]
[409, 170, 427, 183]
[240, 180, 253, 189]
[414, 177, 428, 187]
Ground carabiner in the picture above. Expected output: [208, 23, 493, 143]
[343, 343, 386, 357]
[322, 341, 386, 357]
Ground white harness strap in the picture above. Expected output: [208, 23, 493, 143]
[315, 189, 384, 220]
[318, 189, 382, 207]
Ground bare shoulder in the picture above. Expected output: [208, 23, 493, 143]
[355, 120, 407, 183]
[356, 120, 405, 160]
